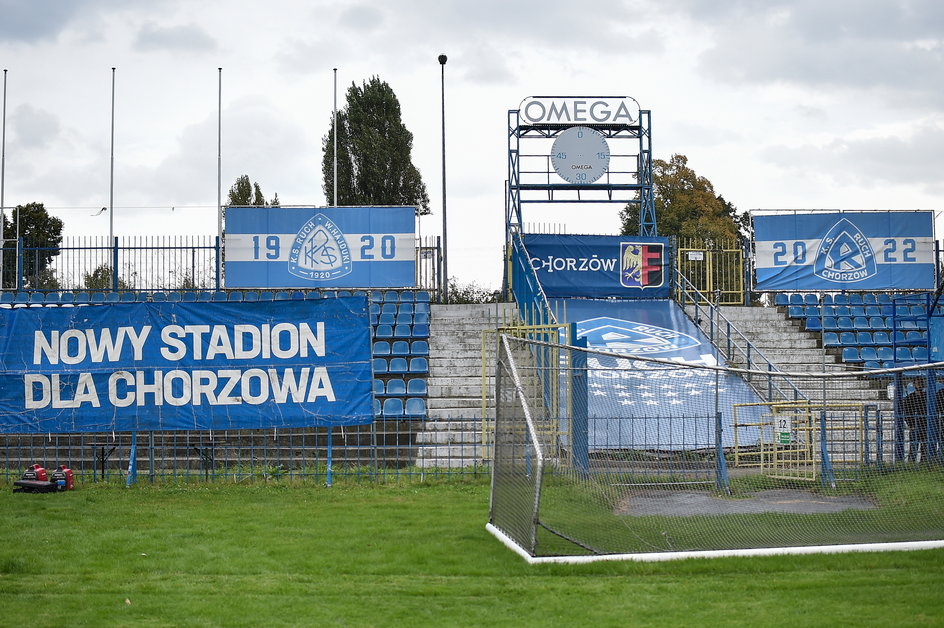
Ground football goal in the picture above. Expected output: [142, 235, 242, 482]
[487, 334, 944, 563]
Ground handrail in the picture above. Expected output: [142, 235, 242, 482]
[676, 269, 809, 403]
[508, 229, 557, 326]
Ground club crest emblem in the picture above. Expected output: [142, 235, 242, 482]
[813, 218, 876, 283]
[572, 317, 700, 355]
[288, 213, 352, 281]
[620, 242, 664, 289]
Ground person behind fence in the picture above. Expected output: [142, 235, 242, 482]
[901, 378, 929, 462]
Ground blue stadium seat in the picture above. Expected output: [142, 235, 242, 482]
[393, 324, 412, 338]
[181, 291, 197, 302]
[406, 378, 427, 396]
[322, 290, 337, 299]
[789, 294, 803, 305]
[823, 332, 840, 347]
[337, 290, 351, 297]
[166, 292, 181, 302]
[849, 306, 866, 317]
[414, 312, 430, 326]
[404, 398, 426, 418]
[821, 294, 835, 305]
[212, 291, 228, 301]
[151, 292, 168, 302]
[863, 360, 881, 371]
[396, 312, 413, 325]
[372, 358, 388, 374]
[412, 324, 430, 338]
[370, 303, 381, 316]
[386, 379, 406, 396]
[805, 317, 822, 332]
[353, 290, 367, 298]
[274, 291, 290, 301]
[865, 305, 882, 318]
[74, 292, 90, 303]
[852, 316, 870, 330]
[45, 292, 62, 305]
[804, 305, 820, 318]
[135, 291, 150, 302]
[819, 306, 836, 317]
[243, 291, 259, 302]
[390, 341, 410, 356]
[868, 316, 887, 330]
[839, 332, 857, 346]
[905, 331, 926, 345]
[832, 294, 848, 305]
[399, 290, 414, 302]
[415, 291, 431, 303]
[837, 316, 854, 331]
[370, 290, 383, 302]
[383, 290, 399, 303]
[379, 313, 396, 326]
[863, 293, 878, 305]
[847, 293, 862, 305]
[893, 331, 908, 345]
[258, 291, 274, 301]
[875, 293, 891, 304]
[29, 292, 46, 305]
[859, 347, 879, 362]
[374, 325, 393, 339]
[398, 302, 414, 316]
[842, 347, 861, 363]
[58, 292, 74, 304]
[877, 347, 894, 362]
[381, 303, 397, 315]
[409, 357, 429, 374]
[382, 398, 403, 418]
[913, 346, 929, 362]
[0, 292, 13, 304]
[895, 347, 913, 362]
[373, 379, 384, 396]
[90, 292, 106, 303]
[370, 313, 379, 326]
[774, 294, 789, 307]
[374, 399, 382, 417]
[389, 357, 408, 374]
[873, 331, 891, 345]
[833, 305, 851, 317]
[411, 340, 429, 356]
[803, 293, 819, 306]
[415, 302, 430, 315]
[856, 331, 874, 346]
[373, 341, 391, 356]
[226, 291, 243, 301]
[788, 306, 804, 318]
[105, 292, 120, 303]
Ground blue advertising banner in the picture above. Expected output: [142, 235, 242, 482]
[753, 211, 935, 291]
[557, 298, 764, 450]
[522, 234, 670, 298]
[225, 206, 416, 288]
[0, 298, 373, 434]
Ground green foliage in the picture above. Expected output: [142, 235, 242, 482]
[227, 174, 277, 207]
[620, 154, 749, 245]
[322, 76, 430, 214]
[83, 264, 133, 291]
[0, 481, 940, 626]
[448, 278, 499, 304]
[2, 202, 64, 289]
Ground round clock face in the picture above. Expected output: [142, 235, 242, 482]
[550, 126, 610, 184]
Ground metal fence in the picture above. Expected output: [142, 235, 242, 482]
[2, 235, 442, 293]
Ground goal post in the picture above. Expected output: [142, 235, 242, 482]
[487, 334, 944, 563]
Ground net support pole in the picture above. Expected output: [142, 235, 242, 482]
[713, 368, 731, 493]
[819, 410, 836, 489]
[326, 427, 333, 487]
[126, 431, 137, 487]
[570, 326, 589, 475]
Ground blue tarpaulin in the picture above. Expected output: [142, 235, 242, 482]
[0, 297, 373, 433]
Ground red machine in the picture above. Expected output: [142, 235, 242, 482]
[13, 464, 74, 493]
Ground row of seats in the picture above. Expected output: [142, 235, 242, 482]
[806, 316, 927, 332]
[789, 305, 929, 319]
[775, 292, 921, 306]
[373, 324, 430, 339]
[374, 397, 426, 418]
[843, 345, 929, 365]
[825, 331, 927, 347]
[373, 357, 428, 375]
[373, 378, 427, 397]
[372, 340, 428, 357]
[0, 288, 432, 305]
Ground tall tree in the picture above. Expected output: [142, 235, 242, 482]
[227, 175, 278, 206]
[2, 202, 64, 289]
[620, 154, 747, 246]
[322, 76, 430, 214]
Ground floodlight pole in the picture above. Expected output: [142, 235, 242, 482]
[333, 68, 338, 207]
[109, 67, 115, 242]
[217, 67, 222, 248]
[438, 54, 448, 303]
[1, 69, 6, 289]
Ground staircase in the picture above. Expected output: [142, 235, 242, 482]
[708, 305, 890, 410]
[414, 302, 516, 468]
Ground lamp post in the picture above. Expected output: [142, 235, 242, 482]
[109, 67, 115, 243]
[438, 54, 448, 303]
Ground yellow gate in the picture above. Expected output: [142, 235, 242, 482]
[677, 239, 744, 305]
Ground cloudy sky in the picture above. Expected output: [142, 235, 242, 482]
[0, 0, 941, 289]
